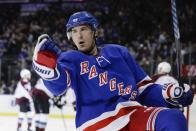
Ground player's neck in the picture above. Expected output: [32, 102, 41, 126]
[90, 45, 98, 56]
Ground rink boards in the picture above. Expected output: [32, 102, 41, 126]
[0, 95, 76, 119]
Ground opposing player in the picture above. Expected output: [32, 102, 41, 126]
[31, 78, 69, 131]
[152, 61, 178, 85]
[32, 11, 194, 131]
[31, 78, 53, 131]
[14, 69, 34, 131]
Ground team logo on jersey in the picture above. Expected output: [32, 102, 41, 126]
[80, 61, 135, 96]
[80, 61, 89, 75]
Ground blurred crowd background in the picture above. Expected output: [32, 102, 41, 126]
[0, 0, 195, 94]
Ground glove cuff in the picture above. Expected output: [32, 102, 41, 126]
[33, 60, 60, 80]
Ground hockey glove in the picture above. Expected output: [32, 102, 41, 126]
[52, 94, 67, 109]
[176, 83, 194, 107]
[32, 34, 62, 80]
[162, 83, 194, 108]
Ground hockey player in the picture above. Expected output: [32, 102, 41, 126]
[32, 78, 70, 131]
[31, 78, 53, 131]
[14, 69, 34, 131]
[152, 61, 179, 85]
[32, 11, 194, 131]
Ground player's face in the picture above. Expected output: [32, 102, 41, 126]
[71, 25, 96, 54]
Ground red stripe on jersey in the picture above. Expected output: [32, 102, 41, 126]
[15, 97, 29, 104]
[120, 107, 165, 131]
[149, 108, 163, 131]
[65, 70, 71, 87]
[166, 84, 173, 98]
[84, 106, 141, 131]
[137, 80, 152, 89]
[31, 88, 50, 99]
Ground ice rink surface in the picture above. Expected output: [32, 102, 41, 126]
[0, 116, 76, 131]
[0, 99, 196, 131]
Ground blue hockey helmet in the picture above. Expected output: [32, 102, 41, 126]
[66, 11, 99, 32]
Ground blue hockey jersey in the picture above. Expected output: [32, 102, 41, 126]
[43, 44, 168, 131]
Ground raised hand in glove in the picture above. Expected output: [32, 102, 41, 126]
[32, 34, 62, 80]
[162, 83, 194, 108]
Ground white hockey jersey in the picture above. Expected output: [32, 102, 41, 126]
[14, 80, 32, 101]
[34, 78, 53, 98]
[154, 74, 179, 87]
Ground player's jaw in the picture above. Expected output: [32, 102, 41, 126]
[72, 25, 97, 55]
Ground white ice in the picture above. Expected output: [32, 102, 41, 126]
[0, 116, 76, 131]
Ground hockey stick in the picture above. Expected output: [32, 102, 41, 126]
[170, 0, 189, 126]
[170, 0, 181, 79]
[187, 42, 192, 127]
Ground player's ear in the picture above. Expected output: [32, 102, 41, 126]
[95, 30, 99, 38]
